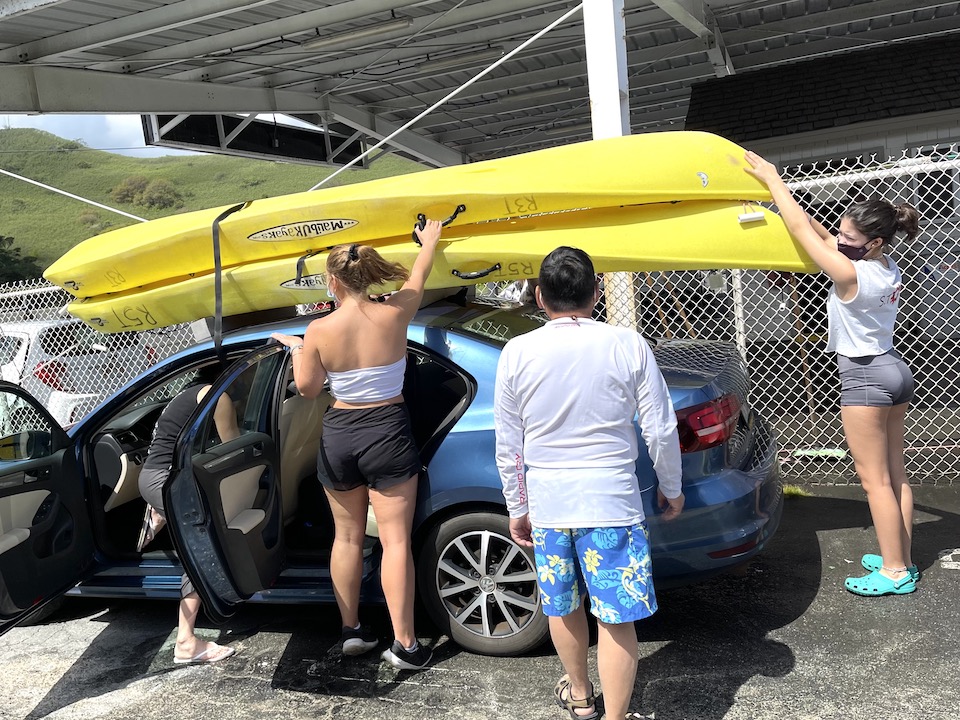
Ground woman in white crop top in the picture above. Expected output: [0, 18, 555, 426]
[271, 219, 442, 670]
[746, 151, 923, 599]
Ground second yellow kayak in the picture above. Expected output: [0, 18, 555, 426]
[68, 200, 815, 333]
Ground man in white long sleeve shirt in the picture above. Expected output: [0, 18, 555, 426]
[494, 247, 684, 720]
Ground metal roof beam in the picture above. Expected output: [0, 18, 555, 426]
[366, 2, 955, 114]
[459, 101, 688, 155]
[352, 0, 950, 102]
[650, 0, 710, 37]
[164, 0, 588, 85]
[89, 0, 421, 73]
[0, 65, 462, 166]
[371, 43, 709, 115]
[718, 0, 958, 44]
[435, 89, 691, 143]
[0, 0, 282, 63]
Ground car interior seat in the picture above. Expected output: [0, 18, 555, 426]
[278, 368, 330, 525]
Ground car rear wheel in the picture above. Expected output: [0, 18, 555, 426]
[417, 512, 548, 656]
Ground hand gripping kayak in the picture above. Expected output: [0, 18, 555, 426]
[412, 203, 467, 244]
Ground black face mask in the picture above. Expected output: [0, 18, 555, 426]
[837, 242, 873, 261]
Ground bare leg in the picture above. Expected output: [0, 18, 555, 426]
[886, 402, 914, 566]
[596, 619, 639, 720]
[369, 476, 418, 647]
[548, 605, 596, 717]
[324, 485, 371, 628]
[174, 592, 233, 661]
[842, 405, 908, 577]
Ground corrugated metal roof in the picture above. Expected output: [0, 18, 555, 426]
[1, 0, 957, 164]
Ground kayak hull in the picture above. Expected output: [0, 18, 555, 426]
[66, 201, 816, 333]
[45, 132, 772, 298]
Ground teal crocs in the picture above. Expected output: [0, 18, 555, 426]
[845, 569, 916, 596]
[860, 553, 920, 581]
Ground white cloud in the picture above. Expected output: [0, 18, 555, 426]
[1, 114, 196, 156]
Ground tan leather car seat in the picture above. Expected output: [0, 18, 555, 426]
[278, 388, 330, 524]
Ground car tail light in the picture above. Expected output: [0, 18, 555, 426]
[33, 360, 68, 391]
[676, 394, 741, 453]
[707, 536, 759, 559]
[145, 345, 158, 366]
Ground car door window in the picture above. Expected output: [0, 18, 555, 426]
[0, 389, 56, 461]
[191, 361, 266, 454]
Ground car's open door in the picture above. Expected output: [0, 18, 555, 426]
[0, 382, 96, 635]
[163, 346, 287, 622]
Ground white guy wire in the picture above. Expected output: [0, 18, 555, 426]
[0, 167, 147, 222]
[310, 2, 585, 191]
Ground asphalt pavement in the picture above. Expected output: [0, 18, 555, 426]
[2, 484, 959, 720]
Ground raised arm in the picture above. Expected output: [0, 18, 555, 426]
[744, 151, 856, 293]
[387, 219, 442, 318]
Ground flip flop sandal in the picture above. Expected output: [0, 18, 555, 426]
[860, 553, 920, 581]
[554, 674, 600, 720]
[136, 505, 167, 553]
[844, 569, 916, 596]
[173, 642, 236, 664]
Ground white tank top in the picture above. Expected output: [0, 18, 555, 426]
[326, 356, 406, 403]
[826, 256, 902, 357]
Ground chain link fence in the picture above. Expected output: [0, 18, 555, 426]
[482, 145, 960, 485]
[2, 144, 958, 481]
[0, 280, 197, 426]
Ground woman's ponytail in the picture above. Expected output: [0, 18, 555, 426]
[327, 243, 410, 295]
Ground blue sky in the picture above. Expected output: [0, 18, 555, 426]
[1, 113, 195, 156]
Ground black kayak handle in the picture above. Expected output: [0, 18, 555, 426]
[413, 203, 467, 244]
[451, 263, 501, 281]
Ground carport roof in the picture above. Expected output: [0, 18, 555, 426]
[0, 1, 958, 166]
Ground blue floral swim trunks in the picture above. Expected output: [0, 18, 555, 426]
[532, 523, 657, 624]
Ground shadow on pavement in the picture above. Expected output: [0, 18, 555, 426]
[23, 598, 186, 719]
[623, 491, 960, 719]
[18, 489, 960, 718]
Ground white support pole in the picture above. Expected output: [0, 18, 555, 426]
[730, 269, 748, 364]
[583, 0, 636, 328]
[583, 0, 630, 138]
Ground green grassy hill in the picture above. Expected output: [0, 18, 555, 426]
[0, 127, 424, 271]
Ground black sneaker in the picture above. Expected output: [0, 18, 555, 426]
[381, 640, 432, 670]
[340, 625, 378, 656]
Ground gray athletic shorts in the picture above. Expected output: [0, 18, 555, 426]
[837, 349, 914, 407]
[138, 465, 194, 598]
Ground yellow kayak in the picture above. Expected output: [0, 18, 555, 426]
[46, 132, 771, 298]
[67, 200, 815, 333]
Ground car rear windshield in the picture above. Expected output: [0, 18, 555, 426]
[38, 322, 107, 357]
[456, 305, 546, 345]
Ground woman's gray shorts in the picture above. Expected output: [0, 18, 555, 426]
[138, 466, 194, 598]
[837, 349, 914, 407]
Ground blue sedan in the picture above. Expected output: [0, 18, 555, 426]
[0, 296, 782, 656]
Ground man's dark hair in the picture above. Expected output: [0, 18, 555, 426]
[537, 246, 596, 313]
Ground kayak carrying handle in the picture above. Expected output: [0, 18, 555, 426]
[412, 203, 467, 244]
[451, 263, 501, 281]
[295, 250, 324, 285]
